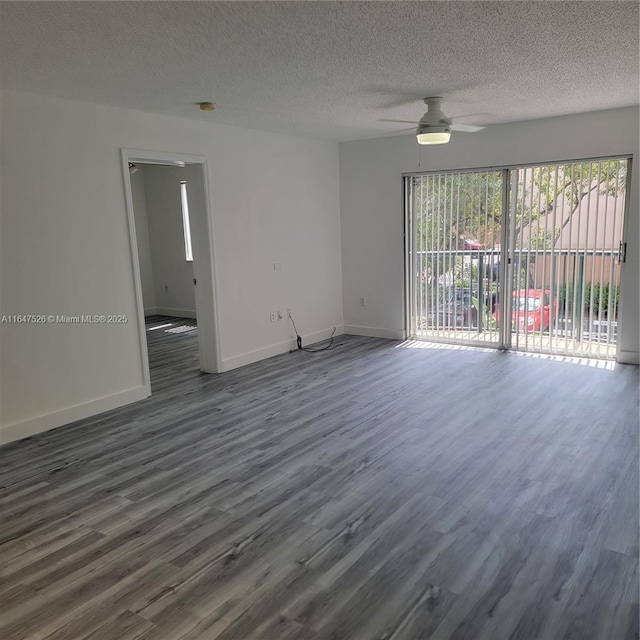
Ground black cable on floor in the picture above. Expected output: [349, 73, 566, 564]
[289, 315, 341, 352]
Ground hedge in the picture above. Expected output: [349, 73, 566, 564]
[556, 283, 619, 316]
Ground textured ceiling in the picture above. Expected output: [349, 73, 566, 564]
[1, 1, 638, 141]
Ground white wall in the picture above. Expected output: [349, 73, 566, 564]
[143, 164, 196, 318]
[339, 107, 639, 364]
[0, 89, 343, 442]
[129, 166, 156, 313]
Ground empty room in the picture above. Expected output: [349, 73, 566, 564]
[0, 2, 638, 639]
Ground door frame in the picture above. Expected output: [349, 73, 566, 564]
[121, 148, 222, 395]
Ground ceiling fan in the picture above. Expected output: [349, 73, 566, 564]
[381, 96, 486, 145]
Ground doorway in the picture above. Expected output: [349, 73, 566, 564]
[406, 157, 630, 359]
[122, 150, 221, 395]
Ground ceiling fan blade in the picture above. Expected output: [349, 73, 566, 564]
[451, 123, 486, 133]
[378, 118, 420, 125]
[393, 126, 419, 133]
[449, 112, 490, 122]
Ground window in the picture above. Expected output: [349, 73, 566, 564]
[180, 181, 193, 262]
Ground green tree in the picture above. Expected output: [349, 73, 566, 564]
[415, 171, 502, 288]
[514, 159, 626, 286]
[413, 160, 627, 306]
[515, 160, 626, 243]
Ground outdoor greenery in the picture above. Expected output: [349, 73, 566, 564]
[415, 171, 502, 255]
[514, 159, 626, 250]
[415, 160, 627, 294]
[416, 160, 626, 252]
[415, 171, 501, 294]
[557, 283, 620, 317]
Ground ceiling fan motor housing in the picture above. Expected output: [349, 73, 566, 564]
[417, 123, 451, 134]
[416, 99, 452, 145]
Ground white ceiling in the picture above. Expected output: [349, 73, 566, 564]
[1, 1, 638, 142]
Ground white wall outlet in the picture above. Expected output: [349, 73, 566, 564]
[360, 297, 366, 307]
[273, 263, 282, 271]
[270, 312, 276, 323]
[287, 308, 292, 318]
[277, 311, 284, 321]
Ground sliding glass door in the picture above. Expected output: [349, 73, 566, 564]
[507, 159, 627, 358]
[406, 157, 629, 359]
[407, 169, 505, 347]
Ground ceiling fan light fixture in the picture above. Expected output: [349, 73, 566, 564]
[416, 126, 451, 145]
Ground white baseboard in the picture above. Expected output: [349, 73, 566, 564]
[617, 350, 639, 365]
[144, 307, 157, 317]
[154, 307, 197, 319]
[221, 326, 345, 372]
[343, 325, 406, 341]
[0, 386, 149, 446]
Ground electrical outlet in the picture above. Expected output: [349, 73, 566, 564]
[360, 297, 366, 307]
[287, 308, 292, 318]
[273, 263, 282, 271]
[277, 311, 284, 321]
[270, 312, 276, 323]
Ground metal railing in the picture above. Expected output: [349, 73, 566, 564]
[415, 248, 620, 358]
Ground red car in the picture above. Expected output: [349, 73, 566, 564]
[494, 289, 556, 332]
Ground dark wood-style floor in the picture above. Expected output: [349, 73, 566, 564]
[1, 316, 638, 640]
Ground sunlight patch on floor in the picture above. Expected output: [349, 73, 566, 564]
[146, 323, 173, 331]
[396, 340, 496, 353]
[397, 339, 616, 370]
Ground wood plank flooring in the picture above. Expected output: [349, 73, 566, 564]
[1, 316, 638, 639]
